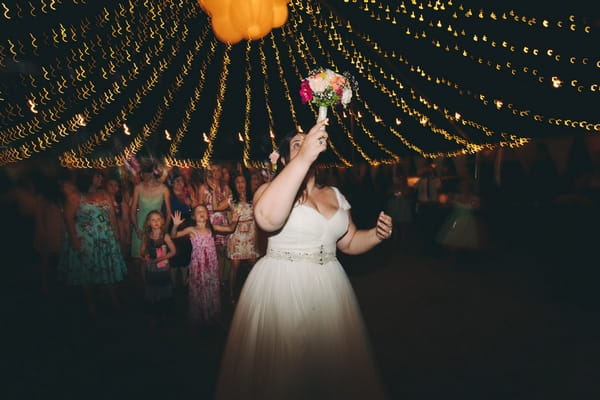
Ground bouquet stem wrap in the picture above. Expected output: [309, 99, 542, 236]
[318, 105, 328, 126]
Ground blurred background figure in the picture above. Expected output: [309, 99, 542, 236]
[167, 169, 193, 290]
[415, 164, 443, 256]
[105, 174, 132, 258]
[58, 170, 128, 318]
[436, 178, 491, 264]
[385, 173, 415, 252]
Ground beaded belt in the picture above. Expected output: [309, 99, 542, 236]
[266, 246, 336, 266]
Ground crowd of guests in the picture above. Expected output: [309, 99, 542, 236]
[3, 149, 600, 326]
[3, 159, 268, 328]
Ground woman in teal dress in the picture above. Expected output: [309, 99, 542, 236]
[58, 170, 128, 317]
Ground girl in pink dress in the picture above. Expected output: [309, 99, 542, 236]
[171, 205, 238, 326]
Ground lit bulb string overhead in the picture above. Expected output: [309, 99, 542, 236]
[368, 1, 600, 72]
[70, 26, 212, 170]
[297, 8, 402, 164]
[340, 0, 600, 132]
[0, 0, 180, 135]
[166, 33, 217, 169]
[304, 2, 490, 155]
[59, 8, 196, 168]
[52, 4, 202, 168]
[0, 0, 197, 166]
[167, 36, 275, 170]
[357, 0, 600, 95]
[314, 2, 529, 148]
[313, 0, 593, 150]
[0, 5, 136, 141]
[258, 37, 284, 161]
[347, 0, 597, 80]
[287, 1, 405, 165]
[366, 11, 600, 133]
[279, 28, 353, 166]
[279, 26, 354, 166]
[298, 0, 494, 158]
[0, 1, 595, 168]
[240, 41, 254, 168]
[53, 4, 200, 169]
[281, 7, 360, 166]
[199, 45, 231, 167]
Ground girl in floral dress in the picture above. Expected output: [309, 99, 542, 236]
[226, 173, 259, 303]
[171, 205, 238, 326]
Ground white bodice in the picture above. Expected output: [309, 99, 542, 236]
[266, 187, 350, 257]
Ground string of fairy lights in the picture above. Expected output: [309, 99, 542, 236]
[298, 0, 598, 156]
[1, 0, 203, 167]
[350, 0, 597, 75]
[292, 0, 529, 160]
[0, 0, 597, 168]
[290, 5, 401, 164]
[340, 0, 600, 132]
[279, 29, 353, 166]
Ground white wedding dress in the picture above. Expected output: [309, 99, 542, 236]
[215, 187, 387, 399]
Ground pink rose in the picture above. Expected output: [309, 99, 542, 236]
[299, 80, 313, 103]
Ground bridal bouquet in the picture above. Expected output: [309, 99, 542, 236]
[299, 67, 357, 121]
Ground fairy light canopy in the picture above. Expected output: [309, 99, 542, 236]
[0, 0, 597, 169]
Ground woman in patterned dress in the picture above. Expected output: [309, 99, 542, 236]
[226, 173, 259, 303]
[197, 163, 231, 288]
[58, 170, 128, 317]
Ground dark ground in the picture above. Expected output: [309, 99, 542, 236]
[3, 202, 600, 400]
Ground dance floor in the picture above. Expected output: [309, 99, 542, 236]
[5, 204, 600, 399]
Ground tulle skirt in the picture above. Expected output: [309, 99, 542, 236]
[215, 252, 387, 399]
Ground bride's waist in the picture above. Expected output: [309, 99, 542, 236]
[265, 246, 337, 265]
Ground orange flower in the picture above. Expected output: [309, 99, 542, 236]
[329, 75, 346, 92]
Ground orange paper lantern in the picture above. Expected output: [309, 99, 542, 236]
[198, 0, 289, 44]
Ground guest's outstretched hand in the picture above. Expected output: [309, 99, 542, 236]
[171, 210, 185, 227]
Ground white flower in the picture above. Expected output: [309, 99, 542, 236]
[341, 87, 352, 106]
[308, 76, 328, 93]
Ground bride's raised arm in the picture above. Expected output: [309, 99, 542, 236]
[253, 119, 328, 232]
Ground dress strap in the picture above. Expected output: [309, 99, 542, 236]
[331, 186, 351, 211]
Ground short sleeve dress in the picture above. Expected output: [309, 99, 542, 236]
[215, 187, 387, 399]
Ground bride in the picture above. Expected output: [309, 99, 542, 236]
[215, 118, 393, 399]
